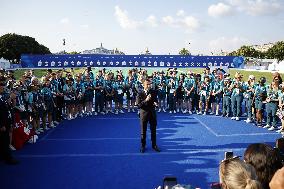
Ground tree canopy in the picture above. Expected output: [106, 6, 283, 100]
[179, 48, 190, 55]
[0, 33, 50, 63]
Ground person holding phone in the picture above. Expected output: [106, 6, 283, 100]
[136, 79, 160, 153]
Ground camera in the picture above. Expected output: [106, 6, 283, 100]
[225, 151, 233, 160]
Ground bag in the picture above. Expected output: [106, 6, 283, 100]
[276, 109, 284, 120]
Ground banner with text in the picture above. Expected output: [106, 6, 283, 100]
[21, 54, 244, 68]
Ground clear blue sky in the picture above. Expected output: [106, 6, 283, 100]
[0, 0, 283, 55]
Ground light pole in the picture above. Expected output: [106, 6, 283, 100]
[62, 39, 66, 54]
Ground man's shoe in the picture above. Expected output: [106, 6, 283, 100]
[140, 146, 145, 153]
[152, 145, 161, 152]
[5, 158, 19, 165]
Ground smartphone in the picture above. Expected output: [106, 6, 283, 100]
[210, 182, 222, 189]
[163, 177, 177, 189]
[225, 151, 233, 160]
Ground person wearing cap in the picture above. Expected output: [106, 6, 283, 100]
[113, 74, 125, 114]
[41, 79, 56, 129]
[28, 84, 44, 135]
[0, 79, 19, 165]
[168, 77, 177, 114]
[254, 77, 269, 127]
[50, 72, 59, 124]
[263, 82, 281, 131]
[222, 78, 232, 117]
[198, 75, 212, 115]
[74, 74, 85, 117]
[136, 78, 160, 153]
[176, 74, 185, 113]
[211, 74, 223, 116]
[243, 75, 256, 123]
[63, 77, 76, 120]
[83, 74, 94, 116]
[94, 71, 105, 115]
[125, 70, 137, 113]
[104, 73, 114, 114]
[157, 71, 167, 113]
[230, 72, 245, 121]
[183, 71, 195, 114]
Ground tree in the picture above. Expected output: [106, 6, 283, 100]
[68, 51, 80, 54]
[0, 33, 50, 63]
[179, 48, 190, 55]
[266, 41, 284, 61]
[236, 46, 260, 57]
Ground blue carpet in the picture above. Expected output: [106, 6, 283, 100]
[0, 112, 280, 189]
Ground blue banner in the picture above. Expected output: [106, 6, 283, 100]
[21, 54, 244, 68]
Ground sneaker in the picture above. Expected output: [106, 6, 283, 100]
[197, 111, 202, 115]
[245, 118, 252, 123]
[132, 109, 135, 113]
[128, 109, 131, 113]
[50, 123, 56, 128]
[263, 124, 271, 128]
[93, 112, 98, 116]
[216, 112, 219, 116]
[276, 129, 284, 133]
[183, 110, 187, 114]
[115, 110, 118, 115]
[235, 117, 240, 121]
[209, 112, 214, 115]
[158, 109, 161, 113]
[188, 110, 192, 115]
[163, 109, 166, 113]
[9, 144, 16, 151]
[177, 109, 179, 113]
[120, 110, 124, 114]
[100, 112, 105, 115]
[225, 114, 229, 117]
[231, 117, 236, 120]
[45, 126, 50, 130]
[268, 127, 276, 131]
[203, 112, 207, 115]
[169, 111, 172, 114]
[54, 121, 59, 125]
[173, 110, 176, 114]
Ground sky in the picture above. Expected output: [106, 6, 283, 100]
[0, 0, 283, 55]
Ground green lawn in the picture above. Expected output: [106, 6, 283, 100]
[13, 67, 280, 83]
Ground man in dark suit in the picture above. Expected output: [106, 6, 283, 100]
[0, 78, 19, 165]
[136, 79, 160, 153]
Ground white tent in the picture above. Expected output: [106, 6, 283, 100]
[268, 59, 278, 71]
[276, 60, 284, 73]
[0, 58, 10, 69]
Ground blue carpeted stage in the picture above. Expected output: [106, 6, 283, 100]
[0, 113, 280, 189]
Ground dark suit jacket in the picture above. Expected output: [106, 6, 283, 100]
[0, 95, 12, 129]
[136, 89, 158, 112]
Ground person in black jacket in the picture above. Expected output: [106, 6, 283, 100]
[136, 79, 160, 153]
[0, 78, 19, 165]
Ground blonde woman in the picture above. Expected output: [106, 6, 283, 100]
[219, 157, 262, 189]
